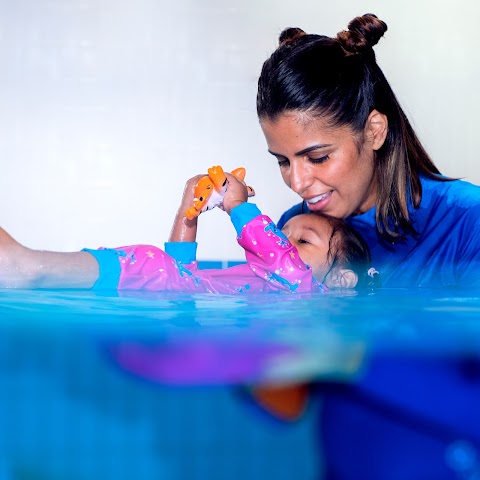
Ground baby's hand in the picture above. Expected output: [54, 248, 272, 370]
[179, 174, 206, 213]
[223, 172, 249, 215]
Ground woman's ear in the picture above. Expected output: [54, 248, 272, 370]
[327, 268, 358, 288]
[365, 109, 388, 151]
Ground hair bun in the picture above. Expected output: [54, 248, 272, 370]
[337, 13, 387, 55]
[278, 27, 307, 47]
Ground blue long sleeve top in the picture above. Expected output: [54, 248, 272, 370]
[278, 176, 480, 288]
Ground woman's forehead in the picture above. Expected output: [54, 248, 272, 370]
[261, 112, 331, 133]
[261, 113, 350, 149]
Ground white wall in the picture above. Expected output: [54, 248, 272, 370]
[1, 0, 479, 260]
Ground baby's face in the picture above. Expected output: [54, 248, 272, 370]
[281, 214, 335, 282]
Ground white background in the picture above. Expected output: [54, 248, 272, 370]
[1, 0, 479, 260]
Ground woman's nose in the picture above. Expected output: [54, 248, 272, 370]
[289, 161, 313, 194]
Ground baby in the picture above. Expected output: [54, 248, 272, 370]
[0, 171, 376, 292]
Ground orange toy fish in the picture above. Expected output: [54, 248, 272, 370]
[185, 166, 255, 220]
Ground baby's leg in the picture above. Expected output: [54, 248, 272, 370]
[0, 227, 99, 289]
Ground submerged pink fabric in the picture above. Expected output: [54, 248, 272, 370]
[116, 215, 325, 294]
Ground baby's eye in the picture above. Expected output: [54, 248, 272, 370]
[298, 239, 309, 244]
[308, 155, 329, 164]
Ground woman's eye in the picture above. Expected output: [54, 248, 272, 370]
[278, 159, 289, 168]
[308, 155, 329, 164]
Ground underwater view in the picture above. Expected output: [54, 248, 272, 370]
[1, 287, 479, 479]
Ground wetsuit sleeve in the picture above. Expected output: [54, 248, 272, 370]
[164, 242, 197, 263]
[82, 248, 123, 290]
[164, 241, 199, 273]
[230, 203, 323, 293]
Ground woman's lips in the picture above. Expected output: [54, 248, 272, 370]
[305, 191, 333, 210]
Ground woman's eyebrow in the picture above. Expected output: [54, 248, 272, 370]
[268, 150, 287, 159]
[295, 144, 331, 156]
[268, 144, 332, 158]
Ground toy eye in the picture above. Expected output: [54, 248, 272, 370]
[199, 197, 203, 201]
[206, 185, 212, 190]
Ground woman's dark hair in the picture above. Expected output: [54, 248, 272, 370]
[257, 13, 451, 241]
[320, 213, 380, 289]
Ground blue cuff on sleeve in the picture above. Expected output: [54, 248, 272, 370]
[82, 248, 123, 290]
[230, 203, 262, 236]
[164, 242, 198, 263]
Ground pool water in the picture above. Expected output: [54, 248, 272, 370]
[1, 287, 480, 479]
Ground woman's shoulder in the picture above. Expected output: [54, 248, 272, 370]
[417, 177, 480, 245]
[421, 176, 480, 208]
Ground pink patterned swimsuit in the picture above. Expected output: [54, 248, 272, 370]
[86, 203, 325, 294]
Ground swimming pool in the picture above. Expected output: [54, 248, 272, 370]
[1, 286, 479, 479]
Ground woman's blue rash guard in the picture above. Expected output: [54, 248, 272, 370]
[278, 176, 480, 288]
[276, 176, 480, 479]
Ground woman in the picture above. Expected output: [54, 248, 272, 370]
[256, 13, 480, 288]
[251, 13, 480, 480]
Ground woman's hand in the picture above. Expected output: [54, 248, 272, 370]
[222, 172, 249, 215]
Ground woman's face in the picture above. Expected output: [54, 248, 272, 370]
[260, 111, 382, 218]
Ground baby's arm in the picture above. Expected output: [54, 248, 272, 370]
[166, 172, 249, 263]
[168, 174, 204, 243]
[236, 211, 317, 293]
[165, 174, 207, 269]
[220, 175, 318, 292]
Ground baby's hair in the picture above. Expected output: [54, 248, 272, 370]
[316, 213, 380, 289]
